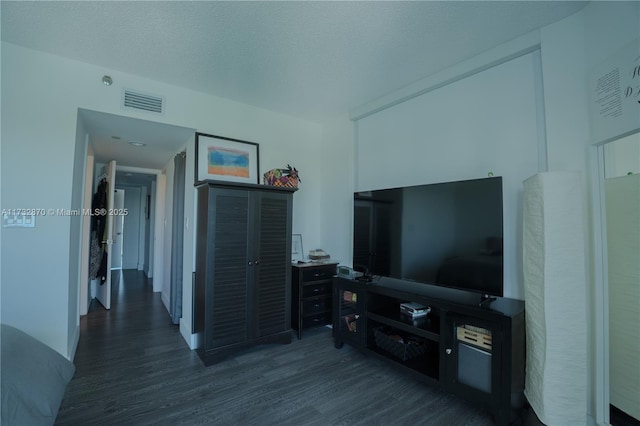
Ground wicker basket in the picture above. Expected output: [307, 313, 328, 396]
[373, 326, 427, 361]
[263, 165, 300, 188]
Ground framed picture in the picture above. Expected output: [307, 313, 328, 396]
[291, 234, 304, 262]
[195, 132, 260, 185]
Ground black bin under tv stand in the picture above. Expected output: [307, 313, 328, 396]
[333, 276, 525, 426]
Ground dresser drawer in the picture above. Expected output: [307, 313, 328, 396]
[302, 282, 331, 298]
[302, 312, 331, 328]
[302, 266, 336, 282]
[302, 296, 332, 315]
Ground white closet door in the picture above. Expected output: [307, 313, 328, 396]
[606, 174, 640, 421]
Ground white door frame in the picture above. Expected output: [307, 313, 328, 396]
[80, 150, 94, 316]
[116, 165, 165, 293]
[589, 143, 610, 425]
[153, 173, 166, 293]
[95, 160, 117, 310]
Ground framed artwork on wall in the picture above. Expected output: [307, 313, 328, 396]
[195, 132, 260, 185]
[292, 234, 304, 262]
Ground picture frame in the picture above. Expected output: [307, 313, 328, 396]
[291, 234, 304, 262]
[195, 132, 260, 185]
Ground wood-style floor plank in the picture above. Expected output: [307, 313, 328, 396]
[56, 270, 497, 425]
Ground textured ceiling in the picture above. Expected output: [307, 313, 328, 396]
[2, 1, 587, 123]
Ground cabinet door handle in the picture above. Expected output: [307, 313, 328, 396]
[255, 260, 261, 265]
[248, 261, 253, 266]
[446, 348, 452, 355]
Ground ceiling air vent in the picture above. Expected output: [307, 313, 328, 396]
[122, 89, 164, 114]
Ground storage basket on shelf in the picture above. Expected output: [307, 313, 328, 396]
[263, 165, 300, 188]
[344, 314, 358, 332]
[373, 326, 427, 361]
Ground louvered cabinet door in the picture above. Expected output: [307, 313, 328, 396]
[207, 189, 250, 349]
[254, 191, 292, 337]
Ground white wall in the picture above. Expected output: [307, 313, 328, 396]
[540, 2, 639, 422]
[317, 113, 355, 266]
[152, 174, 166, 293]
[1, 46, 80, 357]
[162, 157, 175, 311]
[604, 132, 640, 178]
[67, 109, 88, 359]
[144, 184, 152, 274]
[355, 52, 541, 300]
[121, 186, 142, 269]
[147, 179, 156, 278]
[138, 186, 147, 271]
[1, 42, 323, 358]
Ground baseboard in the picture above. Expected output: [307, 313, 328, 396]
[161, 292, 170, 312]
[68, 324, 80, 362]
[179, 318, 199, 349]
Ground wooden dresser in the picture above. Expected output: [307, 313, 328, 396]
[291, 262, 338, 339]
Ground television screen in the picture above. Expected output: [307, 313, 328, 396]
[353, 177, 504, 297]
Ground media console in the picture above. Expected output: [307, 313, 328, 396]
[333, 276, 525, 426]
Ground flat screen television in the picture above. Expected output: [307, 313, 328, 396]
[353, 176, 504, 297]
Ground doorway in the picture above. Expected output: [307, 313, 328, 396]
[603, 132, 640, 425]
[75, 109, 195, 318]
[115, 172, 155, 275]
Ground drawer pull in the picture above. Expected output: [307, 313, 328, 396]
[313, 288, 321, 292]
[314, 303, 321, 308]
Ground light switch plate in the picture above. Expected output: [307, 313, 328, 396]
[2, 213, 36, 228]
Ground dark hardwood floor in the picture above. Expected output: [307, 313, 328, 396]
[57, 270, 498, 425]
[611, 405, 640, 426]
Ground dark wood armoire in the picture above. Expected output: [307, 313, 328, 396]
[194, 181, 296, 365]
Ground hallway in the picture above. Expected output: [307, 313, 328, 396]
[56, 270, 199, 424]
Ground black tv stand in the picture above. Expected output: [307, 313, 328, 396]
[333, 276, 525, 426]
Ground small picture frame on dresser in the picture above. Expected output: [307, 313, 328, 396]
[292, 234, 304, 262]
